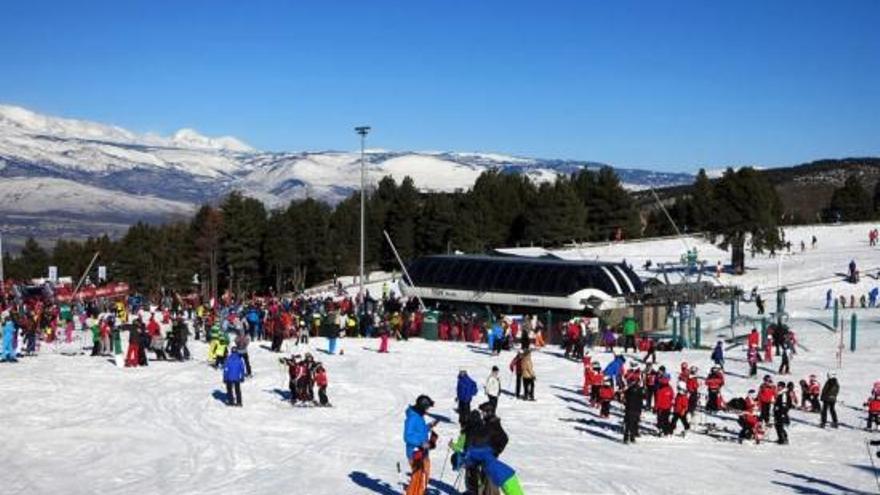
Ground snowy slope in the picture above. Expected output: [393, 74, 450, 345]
[2, 224, 880, 494]
[0, 177, 195, 218]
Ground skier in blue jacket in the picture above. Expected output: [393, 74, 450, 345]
[711, 340, 725, 369]
[603, 355, 626, 384]
[223, 348, 246, 406]
[463, 445, 525, 495]
[457, 369, 478, 425]
[403, 395, 437, 495]
[2, 313, 17, 362]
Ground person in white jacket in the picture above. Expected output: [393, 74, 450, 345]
[485, 366, 501, 411]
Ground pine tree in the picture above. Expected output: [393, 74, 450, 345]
[524, 177, 588, 246]
[190, 205, 223, 298]
[826, 175, 873, 222]
[220, 192, 267, 293]
[708, 167, 782, 274]
[18, 237, 50, 280]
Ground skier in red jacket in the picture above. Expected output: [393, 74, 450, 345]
[865, 388, 880, 430]
[589, 362, 604, 407]
[757, 375, 777, 424]
[686, 366, 700, 415]
[738, 390, 763, 443]
[705, 366, 725, 412]
[747, 328, 759, 349]
[315, 363, 330, 407]
[654, 375, 674, 436]
[581, 354, 593, 396]
[598, 376, 615, 418]
[670, 382, 690, 436]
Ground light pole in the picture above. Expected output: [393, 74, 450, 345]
[355, 126, 371, 307]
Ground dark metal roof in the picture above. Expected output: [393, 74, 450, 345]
[404, 255, 643, 298]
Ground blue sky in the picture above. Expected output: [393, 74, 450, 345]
[1, 1, 878, 171]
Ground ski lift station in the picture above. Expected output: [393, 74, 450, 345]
[401, 254, 643, 312]
[399, 254, 674, 340]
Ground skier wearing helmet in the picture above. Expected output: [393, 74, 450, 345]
[670, 381, 690, 436]
[403, 395, 439, 495]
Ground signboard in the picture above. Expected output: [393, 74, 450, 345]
[98, 266, 107, 281]
[48, 266, 58, 283]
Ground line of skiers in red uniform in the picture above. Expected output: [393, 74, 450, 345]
[577, 350, 874, 444]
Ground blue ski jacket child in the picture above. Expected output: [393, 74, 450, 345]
[464, 445, 516, 487]
[223, 351, 245, 383]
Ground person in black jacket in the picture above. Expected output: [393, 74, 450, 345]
[773, 381, 789, 445]
[478, 402, 509, 457]
[622, 375, 644, 444]
[820, 372, 840, 428]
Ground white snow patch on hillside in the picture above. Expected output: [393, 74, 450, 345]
[0, 177, 195, 217]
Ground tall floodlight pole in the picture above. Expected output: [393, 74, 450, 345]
[355, 126, 371, 306]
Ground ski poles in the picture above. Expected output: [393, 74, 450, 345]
[439, 445, 451, 481]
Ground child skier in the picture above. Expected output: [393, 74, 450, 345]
[866, 384, 880, 431]
[686, 366, 700, 415]
[747, 346, 759, 377]
[670, 381, 690, 436]
[598, 376, 615, 418]
[757, 375, 777, 425]
[705, 366, 725, 413]
[654, 375, 674, 436]
[738, 390, 762, 444]
[314, 363, 330, 407]
[462, 445, 526, 495]
[223, 347, 245, 407]
[807, 375, 821, 412]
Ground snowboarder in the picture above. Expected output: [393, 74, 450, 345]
[820, 372, 839, 428]
[457, 369, 479, 425]
[403, 395, 438, 495]
[223, 346, 245, 407]
[825, 289, 833, 310]
[484, 366, 501, 412]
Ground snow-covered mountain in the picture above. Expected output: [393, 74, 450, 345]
[0, 104, 694, 246]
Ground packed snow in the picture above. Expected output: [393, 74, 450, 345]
[2, 227, 880, 495]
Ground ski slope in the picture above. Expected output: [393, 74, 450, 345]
[2, 223, 880, 494]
